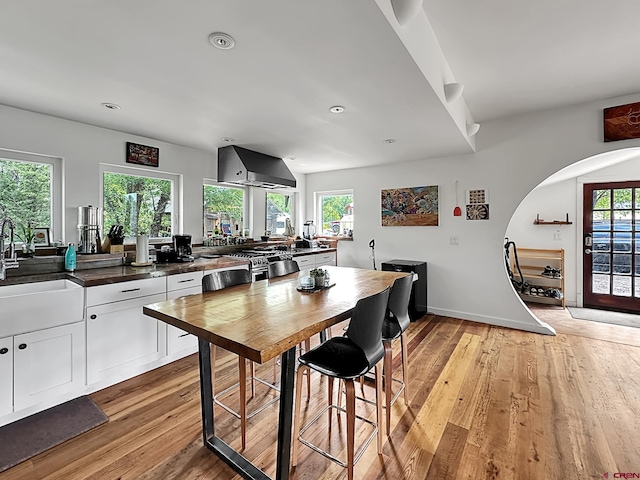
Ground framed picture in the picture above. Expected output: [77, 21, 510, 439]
[604, 101, 640, 142]
[381, 185, 439, 226]
[126, 142, 159, 167]
[33, 227, 51, 246]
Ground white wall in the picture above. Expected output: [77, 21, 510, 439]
[0, 104, 307, 243]
[506, 157, 640, 309]
[4, 91, 640, 334]
[306, 93, 640, 334]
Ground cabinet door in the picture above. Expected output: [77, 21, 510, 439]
[166, 285, 201, 355]
[13, 322, 85, 410]
[0, 336, 12, 416]
[87, 293, 167, 385]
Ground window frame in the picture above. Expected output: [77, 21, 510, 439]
[203, 180, 248, 237]
[314, 189, 354, 237]
[265, 190, 296, 236]
[100, 163, 181, 242]
[0, 149, 62, 244]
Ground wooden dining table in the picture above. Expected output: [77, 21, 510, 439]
[143, 265, 406, 480]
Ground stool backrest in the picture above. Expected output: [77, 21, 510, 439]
[346, 286, 390, 368]
[202, 269, 252, 292]
[267, 259, 300, 279]
[387, 273, 413, 332]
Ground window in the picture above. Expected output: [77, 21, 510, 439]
[316, 190, 353, 237]
[0, 151, 62, 243]
[102, 165, 178, 240]
[203, 183, 246, 236]
[266, 192, 294, 235]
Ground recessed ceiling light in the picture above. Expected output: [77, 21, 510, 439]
[329, 106, 345, 114]
[209, 32, 235, 50]
[383, 139, 397, 144]
[221, 137, 235, 142]
[102, 103, 121, 110]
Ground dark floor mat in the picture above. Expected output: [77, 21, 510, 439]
[0, 395, 108, 473]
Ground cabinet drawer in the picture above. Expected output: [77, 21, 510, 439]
[167, 271, 203, 292]
[86, 277, 166, 306]
[314, 252, 336, 266]
[295, 255, 314, 270]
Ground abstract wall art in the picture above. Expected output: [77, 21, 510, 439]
[381, 185, 439, 226]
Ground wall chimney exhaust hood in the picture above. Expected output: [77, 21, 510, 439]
[217, 145, 296, 189]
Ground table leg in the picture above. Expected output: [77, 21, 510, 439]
[197, 339, 297, 480]
[276, 346, 296, 480]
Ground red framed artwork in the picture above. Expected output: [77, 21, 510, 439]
[126, 142, 159, 167]
[603, 101, 640, 142]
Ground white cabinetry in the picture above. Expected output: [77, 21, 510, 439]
[13, 322, 85, 410]
[0, 336, 13, 417]
[294, 251, 337, 270]
[0, 279, 85, 421]
[166, 271, 202, 355]
[86, 277, 166, 385]
[314, 251, 337, 268]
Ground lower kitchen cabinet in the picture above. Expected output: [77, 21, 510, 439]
[0, 322, 85, 415]
[86, 293, 167, 385]
[166, 280, 202, 355]
[13, 322, 85, 410]
[294, 251, 337, 270]
[0, 336, 13, 417]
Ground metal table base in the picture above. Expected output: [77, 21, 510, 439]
[198, 338, 296, 480]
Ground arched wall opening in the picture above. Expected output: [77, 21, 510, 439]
[505, 147, 640, 320]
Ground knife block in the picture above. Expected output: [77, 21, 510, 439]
[110, 245, 124, 254]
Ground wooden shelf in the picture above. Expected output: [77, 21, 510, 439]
[510, 247, 565, 308]
[533, 220, 573, 225]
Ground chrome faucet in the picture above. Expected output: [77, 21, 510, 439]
[1, 214, 19, 280]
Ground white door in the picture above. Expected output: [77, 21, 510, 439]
[13, 322, 85, 410]
[87, 293, 167, 385]
[0, 336, 13, 416]
[166, 285, 201, 355]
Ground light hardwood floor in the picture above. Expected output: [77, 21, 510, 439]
[2, 306, 639, 480]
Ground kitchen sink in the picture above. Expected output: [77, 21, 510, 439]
[0, 280, 84, 337]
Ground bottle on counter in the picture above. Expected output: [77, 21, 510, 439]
[65, 243, 77, 272]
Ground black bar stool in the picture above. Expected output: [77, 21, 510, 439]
[203, 269, 280, 450]
[292, 287, 390, 480]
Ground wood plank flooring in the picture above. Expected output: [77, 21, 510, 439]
[2, 306, 639, 480]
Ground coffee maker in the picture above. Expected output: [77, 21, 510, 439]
[173, 234, 194, 262]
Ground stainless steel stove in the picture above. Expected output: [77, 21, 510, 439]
[224, 248, 293, 280]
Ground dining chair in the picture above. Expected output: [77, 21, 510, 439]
[380, 273, 413, 434]
[292, 286, 390, 480]
[203, 269, 279, 450]
[266, 259, 311, 395]
[267, 258, 299, 278]
[337, 273, 413, 436]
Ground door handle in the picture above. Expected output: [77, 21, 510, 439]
[585, 248, 592, 255]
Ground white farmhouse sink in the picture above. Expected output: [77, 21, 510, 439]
[0, 280, 84, 337]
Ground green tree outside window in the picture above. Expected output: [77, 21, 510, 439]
[0, 158, 51, 242]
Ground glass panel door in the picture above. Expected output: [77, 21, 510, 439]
[583, 182, 639, 312]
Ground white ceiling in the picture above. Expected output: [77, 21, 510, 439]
[1, 0, 639, 175]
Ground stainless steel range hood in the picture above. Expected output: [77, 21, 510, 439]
[217, 145, 296, 189]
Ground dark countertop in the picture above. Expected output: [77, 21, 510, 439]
[0, 257, 250, 288]
[0, 247, 337, 288]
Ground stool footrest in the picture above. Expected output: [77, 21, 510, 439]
[214, 376, 280, 419]
[298, 403, 378, 468]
